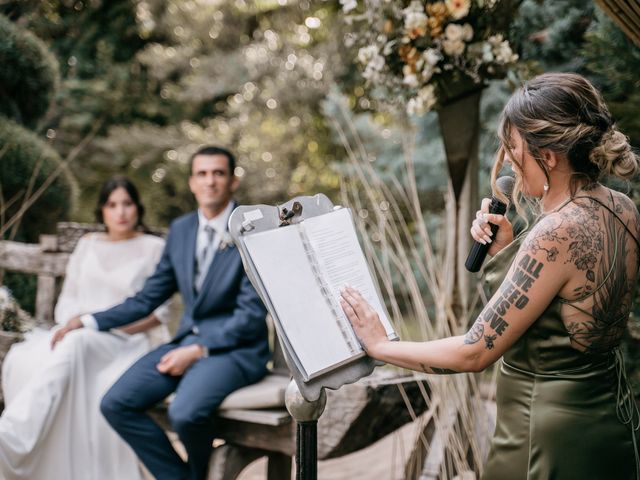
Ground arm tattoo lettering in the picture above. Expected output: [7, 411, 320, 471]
[419, 363, 459, 375]
[471, 262, 538, 351]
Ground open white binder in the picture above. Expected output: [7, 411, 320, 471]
[229, 194, 398, 400]
[243, 207, 397, 381]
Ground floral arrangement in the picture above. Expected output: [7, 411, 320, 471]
[342, 0, 520, 115]
[0, 286, 34, 333]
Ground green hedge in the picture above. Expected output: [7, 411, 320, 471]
[0, 14, 59, 128]
[0, 116, 75, 242]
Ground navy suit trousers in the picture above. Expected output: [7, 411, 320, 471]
[100, 336, 251, 480]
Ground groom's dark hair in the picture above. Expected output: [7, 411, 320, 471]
[189, 145, 236, 176]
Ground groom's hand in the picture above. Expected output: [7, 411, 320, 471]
[51, 316, 83, 350]
[156, 345, 204, 376]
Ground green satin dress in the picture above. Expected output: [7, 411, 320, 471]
[481, 199, 640, 480]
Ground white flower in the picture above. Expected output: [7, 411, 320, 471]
[423, 48, 442, 66]
[407, 84, 437, 116]
[358, 44, 385, 81]
[488, 35, 518, 64]
[402, 1, 428, 32]
[344, 33, 356, 48]
[442, 39, 465, 56]
[444, 23, 465, 42]
[487, 33, 503, 46]
[218, 231, 236, 251]
[421, 63, 437, 82]
[445, 23, 473, 42]
[402, 65, 419, 87]
[0, 286, 10, 308]
[462, 23, 474, 41]
[340, 0, 358, 13]
[362, 52, 386, 82]
[445, 0, 471, 20]
[369, 54, 385, 71]
[442, 23, 472, 56]
[383, 40, 396, 56]
[357, 45, 379, 65]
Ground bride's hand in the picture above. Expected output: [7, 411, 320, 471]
[340, 286, 388, 358]
[50, 316, 83, 350]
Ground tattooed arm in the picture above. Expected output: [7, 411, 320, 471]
[341, 213, 573, 374]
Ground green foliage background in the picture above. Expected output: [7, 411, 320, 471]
[0, 11, 74, 314]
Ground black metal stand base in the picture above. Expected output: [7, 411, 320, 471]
[296, 421, 318, 480]
[285, 380, 326, 480]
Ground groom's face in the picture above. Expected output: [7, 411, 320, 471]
[189, 154, 239, 215]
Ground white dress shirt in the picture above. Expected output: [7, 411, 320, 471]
[193, 202, 234, 291]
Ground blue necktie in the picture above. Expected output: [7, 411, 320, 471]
[195, 225, 215, 292]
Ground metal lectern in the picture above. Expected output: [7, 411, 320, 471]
[228, 194, 385, 479]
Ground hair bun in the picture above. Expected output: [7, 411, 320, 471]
[589, 128, 639, 180]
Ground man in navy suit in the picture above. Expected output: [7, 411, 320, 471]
[51, 146, 269, 480]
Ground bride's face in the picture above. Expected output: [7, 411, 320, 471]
[102, 187, 139, 237]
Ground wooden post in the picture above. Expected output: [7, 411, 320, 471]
[35, 234, 61, 327]
[35, 274, 56, 327]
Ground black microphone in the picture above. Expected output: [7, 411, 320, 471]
[465, 176, 515, 273]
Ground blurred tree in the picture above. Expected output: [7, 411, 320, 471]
[0, 13, 74, 313]
[1, 0, 346, 226]
[0, 0, 174, 223]
[91, 0, 345, 221]
[511, 0, 595, 72]
[582, 10, 640, 147]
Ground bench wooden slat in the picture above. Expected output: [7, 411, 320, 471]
[216, 416, 295, 456]
[217, 408, 291, 426]
[0, 241, 69, 276]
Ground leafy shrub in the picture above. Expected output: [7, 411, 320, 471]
[0, 116, 75, 242]
[0, 13, 59, 128]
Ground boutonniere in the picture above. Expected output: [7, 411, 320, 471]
[218, 231, 235, 251]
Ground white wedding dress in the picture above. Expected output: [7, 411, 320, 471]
[0, 233, 170, 480]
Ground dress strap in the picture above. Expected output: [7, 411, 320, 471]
[613, 348, 640, 479]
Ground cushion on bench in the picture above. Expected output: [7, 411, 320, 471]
[163, 373, 290, 412]
[219, 373, 289, 410]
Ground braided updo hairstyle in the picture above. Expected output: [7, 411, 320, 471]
[491, 72, 639, 212]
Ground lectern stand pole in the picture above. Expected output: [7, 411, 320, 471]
[285, 380, 327, 480]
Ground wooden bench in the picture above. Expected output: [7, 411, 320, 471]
[0, 222, 430, 479]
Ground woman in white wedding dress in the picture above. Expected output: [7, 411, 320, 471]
[0, 176, 171, 480]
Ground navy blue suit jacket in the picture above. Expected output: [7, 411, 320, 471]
[93, 210, 270, 380]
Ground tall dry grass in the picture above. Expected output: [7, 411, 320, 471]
[330, 101, 497, 479]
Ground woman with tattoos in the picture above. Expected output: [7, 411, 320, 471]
[341, 72, 640, 479]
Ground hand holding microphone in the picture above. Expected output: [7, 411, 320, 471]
[465, 176, 515, 272]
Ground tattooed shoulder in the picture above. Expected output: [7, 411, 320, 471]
[522, 213, 568, 263]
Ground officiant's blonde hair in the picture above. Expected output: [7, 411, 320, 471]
[491, 72, 638, 219]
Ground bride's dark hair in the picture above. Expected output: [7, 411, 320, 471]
[94, 176, 148, 231]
